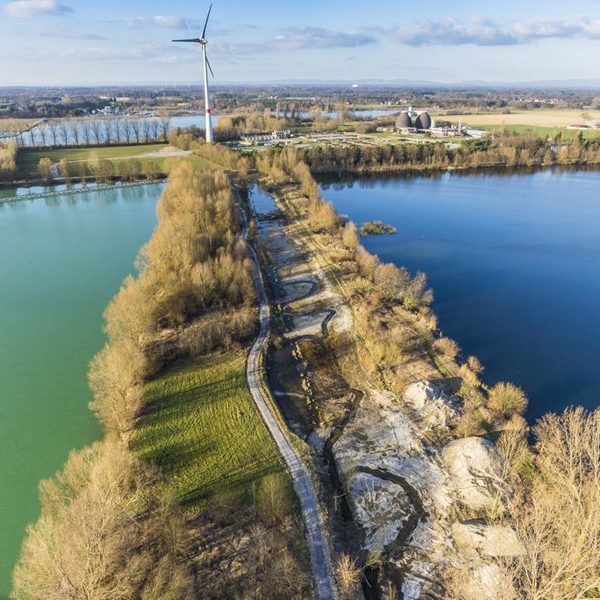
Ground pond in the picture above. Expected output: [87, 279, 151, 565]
[1, 114, 220, 147]
[319, 169, 600, 421]
[0, 183, 163, 597]
[275, 109, 399, 120]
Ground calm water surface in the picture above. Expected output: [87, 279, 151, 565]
[249, 184, 277, 214]
[320, 169, 600, 420]
[0, 114, 220, 146]
[0, 183, 162, 597]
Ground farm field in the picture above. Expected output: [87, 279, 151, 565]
[474, 124, 600, 138]
[129, 351, 288, 508]
[0, 118, 40, 134]
[445, 108, 600, 134]
[16, 144, 214, 178]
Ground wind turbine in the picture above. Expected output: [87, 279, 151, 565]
[173, 4, 215, 143]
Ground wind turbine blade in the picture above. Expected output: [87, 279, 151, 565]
[173, 38, 199, 42]
[201, 3, 213, 39]
[206, 56, 215, 78]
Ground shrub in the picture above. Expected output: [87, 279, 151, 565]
[487, 382, 528, 420]
[336, 553, 362, 598]
[356, 247, 379, 281]
[37, 157, 52, 181]
[12, 440, 195, 600]
[374, 262, 410, 301]
[497, 408, 600, 599]
[341, 222, 359, 250]
[404, 271, 434, 310]
[460, 355, 484, 387]
[434, 337, 460, 360]
[455, 407, 486, 437]
[0, 140, 17, 181]
[254, 473, 294, 526]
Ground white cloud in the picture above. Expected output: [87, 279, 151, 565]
[126, 15, 200, 30]
[273, 27, 376, 49]
[40, 25, 106, 40]
[2, 0, 72, 18]
[385, 16, 600, 46]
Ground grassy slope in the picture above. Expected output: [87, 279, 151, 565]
[474, 124, 600, 138]
[129, 351, 286, 508]
[16, 144, 214, 178]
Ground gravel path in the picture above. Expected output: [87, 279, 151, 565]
[239, 192, 338, 600]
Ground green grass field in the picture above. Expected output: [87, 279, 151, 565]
[129, 351, 286, 508]
[16, 144, 215, 179]
[474, 124, 600, 139]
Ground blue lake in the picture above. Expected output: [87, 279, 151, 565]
[319, 169, 600, 421]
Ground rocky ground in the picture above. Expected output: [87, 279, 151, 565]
[255, 193, 522, 600]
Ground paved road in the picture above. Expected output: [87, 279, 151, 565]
[238, 193, 337, 600]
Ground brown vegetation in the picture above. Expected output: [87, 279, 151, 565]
[465, 408, 600, 600]
[301, 134, 600, 174]
[359, 220, 397, 236]
[168, 129, 251, 176]
[256, 142, 600, 600]
[13, 160, 309, 599]
[92, 162, 257, 435]
[0, 140, 17, 181]
[214, 110, 288, 140]
[336, 554, 362, 598]
[37, 157, 52, 182]
[193, 500, 311, 599]
[13, 440, 195, 600]
[434, 337, 460, 361]
[487, 382, 528, 420]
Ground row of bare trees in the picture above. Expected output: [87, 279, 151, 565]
[40, 155, 162, 184]
[13, 163, 259, 598]
[11, 117, 171, 148]
[92, 162, 256, 434]
[301, 133, 600, 174]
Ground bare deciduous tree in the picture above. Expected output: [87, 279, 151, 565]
[81, 120, 92, 145]
[500, 408, 600, 599]
[37, 157, 52, 182]
[90, 120, 102, 145]
[130, 118, 141, 143]
[12, 440, 195, 600]
[159, 117, 171, 142]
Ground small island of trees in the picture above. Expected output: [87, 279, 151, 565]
[359, 220, 397, 236]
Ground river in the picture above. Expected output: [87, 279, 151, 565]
[0, 183, 162, 597]
[319, 168, 600, 421]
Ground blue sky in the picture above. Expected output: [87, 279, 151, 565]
[2, 0, 600, 85]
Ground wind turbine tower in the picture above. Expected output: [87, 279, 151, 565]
[173, 4, 215, 143]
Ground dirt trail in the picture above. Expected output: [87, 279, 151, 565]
[238, 191, 338, 600]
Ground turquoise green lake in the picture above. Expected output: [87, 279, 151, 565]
[0, 184, 162, 598]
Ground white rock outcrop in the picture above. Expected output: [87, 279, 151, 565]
[403, 381, 458, 430]
[442, 437, 501, 510]
[452, 521, 524, 557]
[456, 563, 516, 600]
[348, 471, 414, 552]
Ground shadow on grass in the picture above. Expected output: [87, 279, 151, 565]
[130, 353, 285, 510]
